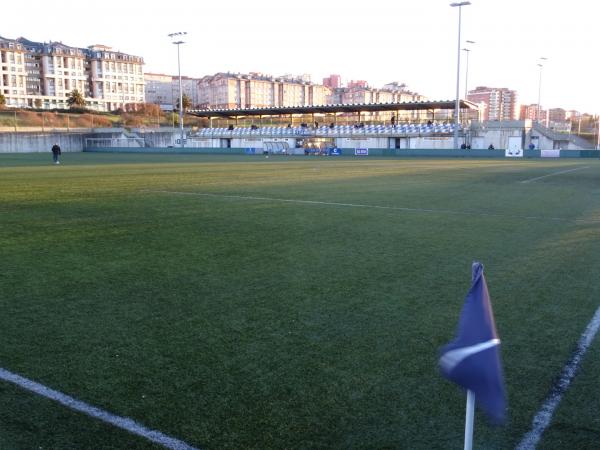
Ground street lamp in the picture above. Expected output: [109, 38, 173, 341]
[537, 57, 548, 126]
[451, 1, 471, 149]
[168, 31, 187, 148]
[462, 40, 475, 99]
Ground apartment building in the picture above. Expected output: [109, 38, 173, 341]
[347, 80, 368, 89]
[548, 108, 571, 131]
[325, 82, 422, 105]
[1, 37, 27, 104]
[144, 73, 200, 110]
[196, 72, 331, 109]
[548, 108, 566, 123]
[87, 44, 145, 110]
[565, 110, 580, 121]
[519, 104, 548, 124]
[310, 82, 425, 122]
[467, 86, 518, 121]
[0, 36, 144, 111]
[322, 74, 341, 89]
[144, 73, 174, 109]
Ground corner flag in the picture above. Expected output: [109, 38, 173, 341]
[439, 262, 507, 423]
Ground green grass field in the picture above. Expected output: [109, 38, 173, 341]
[1, 153, 599, 449]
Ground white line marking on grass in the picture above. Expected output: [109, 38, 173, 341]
[0, 367, 199, 450]
[515, 306, 600, 450]
[143, 190, 595, 224]
[520, 166, 589, 184]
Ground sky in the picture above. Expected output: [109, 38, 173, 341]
[4, 0, 599, 113]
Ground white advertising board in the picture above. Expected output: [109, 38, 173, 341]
[541, 150, 560, 158]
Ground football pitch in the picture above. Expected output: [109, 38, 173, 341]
[1, 153, 599, 449]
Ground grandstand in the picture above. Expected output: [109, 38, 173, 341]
[184, 100, 474, 151]
[78, 100, 597, 153]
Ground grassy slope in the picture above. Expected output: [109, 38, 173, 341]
[0, 154, 599, 449]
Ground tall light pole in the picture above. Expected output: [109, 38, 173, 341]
[597, 115, 600, 150]
[536, 56, 547, 126]
[169, 31, 187, 148]
[462, 40, 475, 99]
[451, 1, 471, 149]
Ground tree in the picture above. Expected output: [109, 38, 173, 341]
[67, 89, 86, 108]
[176, 94, 192, 112]
[0, 93, 6, 109]
[34, 98, 43, 108]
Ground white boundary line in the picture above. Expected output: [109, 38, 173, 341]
[515, 306, 600, 450]
[143, 190, 596, 224]
[0, 367, 199, 450]
[520, 166, 589, 184]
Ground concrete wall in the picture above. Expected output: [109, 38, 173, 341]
[408, 137, 454, 149]
[3, 124, 596, 155]
[471, 121, 526, 150]
[336, 137, 388, 149]
[134, 130, 177, 148]
[187, 138, 220, 148]
[0, 132, 86, 153]
[86, 147, 249, 154]
[84, 146, 600, 158]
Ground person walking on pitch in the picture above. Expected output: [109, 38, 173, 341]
[51, 143, 61, 164]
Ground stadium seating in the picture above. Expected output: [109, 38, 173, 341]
[193, 123, 459, 138]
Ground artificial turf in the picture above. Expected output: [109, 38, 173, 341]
[1, 153, 599, 449]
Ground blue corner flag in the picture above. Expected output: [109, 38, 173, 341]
[439, 262, 507, 422]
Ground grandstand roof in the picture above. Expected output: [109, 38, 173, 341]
[188, 100, 478, 118]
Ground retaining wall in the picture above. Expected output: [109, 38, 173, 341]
[85, 147, 248, 155]
[0, 132, 88, 153]
[84, 147, 600, 158]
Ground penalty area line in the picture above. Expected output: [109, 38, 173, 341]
[143, 190, 591, 224]
[520, 166, 589, 184]
[0, 367, 199, 450]
[515, 305, 600, 450]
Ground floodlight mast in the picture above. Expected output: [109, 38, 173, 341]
[168, 32, 187, 148]
[462, 40, 475, 100]
[537, 57, 548, 126]
[450, 1, 471, 149]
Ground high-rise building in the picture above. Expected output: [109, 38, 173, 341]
[322, 74, 341, 89]
[196, 72, 331, 109]
[466, 86, 518, 121]
[0, 35, 144, 111]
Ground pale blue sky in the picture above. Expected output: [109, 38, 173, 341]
[5, 0, 599, 113]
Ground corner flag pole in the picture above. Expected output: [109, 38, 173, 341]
[464, 262, 477, 450]
[464, 389, 475, 450]
[439, 262, 507, 447]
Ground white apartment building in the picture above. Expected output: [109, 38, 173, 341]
[196, 72, 331, 109]
[0, 36, 144, 111]
[144, 73, 175, 109]
[87, 44, 145, 110]
[144, 74, 201, 111]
